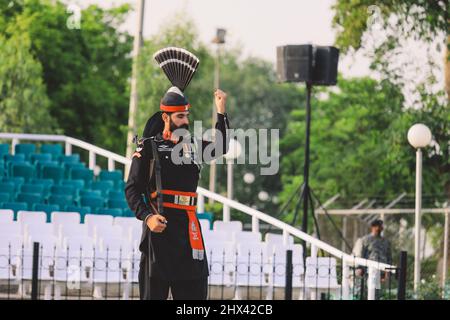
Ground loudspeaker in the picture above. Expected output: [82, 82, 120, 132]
[276, 45, 313, 82]
[311, 46, 339, 86]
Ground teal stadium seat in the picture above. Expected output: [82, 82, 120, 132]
[0, 192, 10, 203]
[0, 144, 10, 157]
[2, 177, 25, 193]
[58, 154, 80, 164]
[79, 190, 101, 198]
[42, 165, 65, 183]
[0, 182, 15, 198]
[30, 153, 52, 164]
[122, 209, 134, 217]
[70, 168, 93, 184]
[108, 190, 126, 200]
[90, 180, 114, 197]
[0, 160, 5, 177]
[15, 143, 36, 159]
[20, 184, 45, 197]
[80, 196, 104, 210]
[50, 185, 77, 199]
[11, 163, 35, 182]
[107, 199, 128, 210]
[48, 194, 74, 207]
[30, 178, 54, 197]
[16, 193, 43, 209]
[63, 163, 85, 178]
[40, 144, 63, 160]
[99, 170, 123, 187]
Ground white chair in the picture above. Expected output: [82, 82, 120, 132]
[234, 243, 268, 299]
[206, 241, 236, 286]
[17, 211, 47, 226]
[85, 214, 114, 237]
[94, 225, 123, 245]
[51, 212, 81, 232]
[213, 220, 243, 233]
[232, 231, 261, 244]
[0, 235, 23, 281]
[265, 244, 304, 299]
[305, 257, 340, 300]
[57, 224, 89, 245]
[202, 230, 230, 248]
[0, 209, 14, 224]
[24, 223, 55, 247]
[199, 219, 210, 231]
[0, 222, 22, 237]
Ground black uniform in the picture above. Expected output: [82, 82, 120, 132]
[125, 113, 230, 300]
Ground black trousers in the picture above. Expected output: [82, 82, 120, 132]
[146, 277, 208, 300]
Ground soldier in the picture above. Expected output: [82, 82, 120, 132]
[352, 219, 392, 299]
[125, 48, 230, 300]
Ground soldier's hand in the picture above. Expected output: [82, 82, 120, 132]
[214, 89, 227, 114]
[147, 214, 167, 233]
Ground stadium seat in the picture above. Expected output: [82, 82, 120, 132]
[79, 189, 101, 198]
[11, 163, 35, 181]
[30, 178, 54, 197]
[48, 194, 74, 208]
[107, 199, 128, 210]
[36, 161, 59, 178]
[232, 231, 261, 243]
[0, 234, 23, 281]
[0, 222, 21, 236]
[206, 241, 236, 286]
[99, 170, 123, 186]
[0, 209, 14, 224]
[17, 210, 47, 226]
[0, 160, 5, 177]
[197, 212, 214, 226]
[304, 257, 340, 299]
[90, 180, 114, 197]
[213, 220, 243, 233]
[2, 177, 25, 193]
[0, 182, 15, 198]
[0, 192, 11, 203]
[121, 208, 134, 217]
[42, 165, 65, 183]
[57, 154, 80, 164]
[51, 211, 81, 227]
[113, 217, 141, 241]
[0, 144, 9, 157]
[85, 214, 114, 237]
[30, 153, 52, 164]
[70, 168, 93, 184]
[40, 144, 63, 160]
[61, 179, 85, 191]
[108, 190, 126, 201]
[50, 185, 77, 198]
[16, 193, 43, 209]
[264, 233, 295, 251]
[63, 163, 85, 178]
[80, 196, 104, 211]
[20, 184, 45, 197]
[266, 244, 304, 293]
[199, 219, 210, 231]
[15, 143, 36, 159]
[4, 153, 25, 163]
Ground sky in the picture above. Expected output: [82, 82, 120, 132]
[77, 0, 373, 78]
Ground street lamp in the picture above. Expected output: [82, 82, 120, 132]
[209, 28, 227, 203]
[223, 138, 241, 222]
[407, 123, 432, 293]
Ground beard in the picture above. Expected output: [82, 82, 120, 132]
[170, 121, 189, 131]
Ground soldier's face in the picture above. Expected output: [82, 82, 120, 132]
[371, 225, 383, 235]
[170, 112, 189, 130]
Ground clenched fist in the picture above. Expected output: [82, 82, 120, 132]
[146, 214, 167, 233]
[214, 89, 227, 114]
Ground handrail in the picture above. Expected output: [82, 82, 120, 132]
[0, 132, 396, 274]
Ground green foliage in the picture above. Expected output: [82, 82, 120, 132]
[0, 32, 57, 133]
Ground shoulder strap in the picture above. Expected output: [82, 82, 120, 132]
[149, 139, 164, 214]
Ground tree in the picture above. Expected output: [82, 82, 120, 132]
[0, 33, 57, 133]
[332, 0, 449, 100]
[0, 0, 133, 154]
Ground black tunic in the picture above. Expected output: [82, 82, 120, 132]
[125, 113, 230, 298]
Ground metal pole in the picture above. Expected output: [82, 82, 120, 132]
[31, 242, 40, 300]
[285, 250, 293, 300]
[397, 251, 407, 300]
[342, 216, 347, 252]
[208, 44, 220, 204]
[442, 209, 449, 292]
[125, 0, 145, 166]
[414, 148, 422, 292]
[223, 159, 232, 222]
[301, 82, 312, 235]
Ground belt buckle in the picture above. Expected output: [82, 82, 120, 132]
[178, 195, 191, 206]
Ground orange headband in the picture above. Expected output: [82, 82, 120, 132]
[160, 104, 191, 112]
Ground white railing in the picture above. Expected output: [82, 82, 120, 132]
[0, 133, 398, 300]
